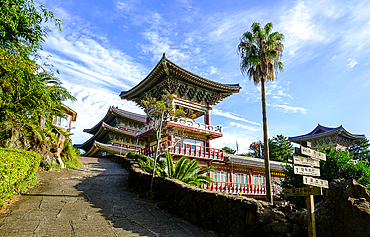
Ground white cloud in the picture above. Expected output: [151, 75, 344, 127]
[211, 132, 256, 154]
[64, 82, 145, 144]
[348, 58, 358, 68]
[42, 25, 146, 91]
[212, 109, 260, 126]
[229, 122, 260, 132]
[273, 104, 307, 114]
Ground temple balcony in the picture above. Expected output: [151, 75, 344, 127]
[138, 140, 225, 161]
[134, 117, 223, 139]
[203, 182, 281, 197]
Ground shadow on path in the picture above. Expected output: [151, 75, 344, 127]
[75, 157, 211, 237]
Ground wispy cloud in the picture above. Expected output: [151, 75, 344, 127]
[212, 132, 257, 154]
[43, 21, 145, 91]
[115, 0, 141, 13]
[63, 82, 144, 144]
[273, 104, 307, 114]
[229, 122, 260, 131]
[212, 109, 260, 126]
[348, 58, 358, 68]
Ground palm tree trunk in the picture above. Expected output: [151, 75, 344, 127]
[261, 80, 273, 203]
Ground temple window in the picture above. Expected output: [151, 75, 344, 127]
[253, 174, 265, 185]
[52, 115, 70, 130]
[213, 171, 228, 183]
[235, 173, 248, 184]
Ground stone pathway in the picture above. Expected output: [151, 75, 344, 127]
[0, 157, 211, 236]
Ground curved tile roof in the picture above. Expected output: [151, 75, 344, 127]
[224, 154, 286, 171]
[77, 122, 136, 151]
[120, 54, 241, 101]
[84, 141, 133, 157]
[288, 124, 366, 142]
[84, 106, 145, 135]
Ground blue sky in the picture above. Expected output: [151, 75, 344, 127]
[38, 0, 370, 153]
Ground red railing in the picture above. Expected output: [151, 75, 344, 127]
[138, 140, 224, 161]
[204, 182, 278, 196]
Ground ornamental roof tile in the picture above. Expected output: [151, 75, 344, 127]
[288, 123, 365, 142]
[84, 141, 133, 157]
[120, 54, 241, 101]
[83, 106, 145, 135]
[224, 154, 285, 171]
[77, 122, 136, 151]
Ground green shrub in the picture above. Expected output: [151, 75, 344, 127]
[61, 138, 81, 168]
[126, 152, 150, 162]
[0, 148, 41, 207]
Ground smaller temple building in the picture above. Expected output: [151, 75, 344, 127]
[288, 124, 366, 150]
[76, 106, 146, 157]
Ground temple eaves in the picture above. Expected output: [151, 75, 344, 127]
[119, 55, 241, 107]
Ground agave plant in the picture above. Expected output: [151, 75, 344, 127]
[137, 155, 167, 177]
[137, 150, 215, 187]
[164, 150, 215, 187]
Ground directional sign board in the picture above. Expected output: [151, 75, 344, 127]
[284, 186, 323, 197]
[293, 156, 320, 167]
[295, 147, 326, 161]
[294, 165, 320, 176]
[303, 176, 329, 189]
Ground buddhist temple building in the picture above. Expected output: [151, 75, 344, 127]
[76, 106, 146, 157]
[79, 54, 285, 200]
[288, 124, 366, 151]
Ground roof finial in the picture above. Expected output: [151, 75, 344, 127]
[162, 53, 166, 59]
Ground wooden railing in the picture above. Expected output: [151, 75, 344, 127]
[138, 140, 224, 161]
[204, 182, 279, 196]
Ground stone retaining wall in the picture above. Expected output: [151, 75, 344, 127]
[108, 154, 306, 237]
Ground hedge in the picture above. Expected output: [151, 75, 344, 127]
[0, 148, 41, 207]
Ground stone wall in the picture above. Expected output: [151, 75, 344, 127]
[109, 154, 305, 237]
[316, 179, 370, 237]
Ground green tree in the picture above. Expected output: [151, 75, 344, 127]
[269, 135, 293, 162]
[140, 90, 192, 191]
[0, 0, 60, 50]
[238, 22, 284, 203]
[280, 146, 370, 208]
[222, 146, 236, 154]
[249, 141, 262, 158]
[350, 139, 370, 162]
[0, 0, 76, 168]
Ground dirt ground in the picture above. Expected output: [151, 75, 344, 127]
[0, 157, 211, 236]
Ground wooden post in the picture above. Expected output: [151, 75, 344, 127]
[306, 191, 316, 237]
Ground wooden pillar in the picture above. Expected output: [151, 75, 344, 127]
[306, 191, 316, 237]
[204, 110, 210, 125]
[168, 135, 173, 151]
[146, 117, 150, 125]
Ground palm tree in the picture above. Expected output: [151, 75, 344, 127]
[238, 22, 284, 203]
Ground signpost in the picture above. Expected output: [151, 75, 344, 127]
[284, 143, 328, 237]
[293, 156, 320, 167]
[284, 186, 323, 196]
[294, 165, 320, 176]
[303, 176, 329, 189]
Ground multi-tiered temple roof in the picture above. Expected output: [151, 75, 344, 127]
[77, 106, 146, 156]
[289, 124, 365, 150]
